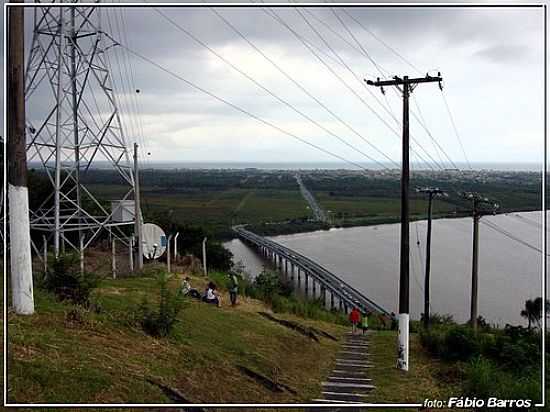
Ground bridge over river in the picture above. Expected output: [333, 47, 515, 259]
[233, 226, 394, 319]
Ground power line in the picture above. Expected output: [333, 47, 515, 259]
[209, 7, 400, 171]
[154, 7, 394, 170]
[481, 218, 547, 255]
[297, 7, 443, 171]
[441, 91, 472, 170]
[103, 32, 372, 171]
[330, 8, 467, 174]
[263, 7, 437, 171]
[341, 9, 423, 76]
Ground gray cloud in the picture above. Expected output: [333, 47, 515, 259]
[474, 43, 532, 63]
[2, 3, 545, 163]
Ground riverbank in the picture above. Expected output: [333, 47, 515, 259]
[239, 207, 540, 238]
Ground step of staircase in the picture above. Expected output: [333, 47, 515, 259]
[313, 333, 375, 404]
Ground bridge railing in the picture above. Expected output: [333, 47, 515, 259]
[233, 226, 394, 319]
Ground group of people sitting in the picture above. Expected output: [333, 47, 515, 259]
[180, 272, 240, 308]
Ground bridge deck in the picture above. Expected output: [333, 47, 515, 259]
[233, 226, 393, 319]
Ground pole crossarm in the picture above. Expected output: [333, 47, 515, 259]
[365, 73, 442, 88]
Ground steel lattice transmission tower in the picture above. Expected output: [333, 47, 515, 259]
[25, 3, 135, 257]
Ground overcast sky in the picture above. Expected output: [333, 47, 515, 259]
[8, 3, 547, 166]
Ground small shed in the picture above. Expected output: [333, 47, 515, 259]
[111, 200, 135, 222]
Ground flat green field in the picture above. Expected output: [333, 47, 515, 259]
[86, 183, 461, 237]
[87, 184, 312, 236]
[316, 193, 455, 218]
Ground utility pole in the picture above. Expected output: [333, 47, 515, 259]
[462, 192, 498, 331]
[417, 187, 446, 327]
[8, 0, 34, 314]
[366, 73, 442, 371]
[134, 143, 144, 270]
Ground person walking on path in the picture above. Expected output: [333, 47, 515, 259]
[349, 307, 361, 334]
[228, 272, 239, 306]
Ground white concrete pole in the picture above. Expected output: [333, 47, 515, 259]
[43, 235, 48, 276]
[79, 235, 84, 274]
[202, 237, 207, 276]
[112, 238, 117, 279]
[174, 232, 179, 259]
[167, 235, 172, 273]
[129, 236, 134, 272]
[8, 0, 34, 314]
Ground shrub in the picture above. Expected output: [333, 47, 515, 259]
[443, 326, 481, 360]
[137, 273, 185, 338]
[464, 356, 541, 407]
[254, 270, 292, 303]
[419, 326, 447, 357]
[42, 254, 100, 306]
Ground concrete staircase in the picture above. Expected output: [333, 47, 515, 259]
[312, 332, 375, 404]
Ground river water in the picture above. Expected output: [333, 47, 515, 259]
[225, 211, 546, 326]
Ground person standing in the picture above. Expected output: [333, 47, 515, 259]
[349, 307, 361, 334]
[361, 312, 369, 335]
[228, 272, 239, 306]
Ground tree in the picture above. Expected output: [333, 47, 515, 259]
[521, 297, 549, 329]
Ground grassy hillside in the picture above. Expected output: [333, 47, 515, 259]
[5, 268, 462, 406]
[7, 273, 344, 404]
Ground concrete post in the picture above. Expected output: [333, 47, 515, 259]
[305, 273, 309, 298]
[79, 235, 84, 274]
[129, 236, 134, 272]
[167, 235, 172, 273]
[43, 235, 48, 276]
[330, 292, 335, 311]
[112, 239, 117, 279]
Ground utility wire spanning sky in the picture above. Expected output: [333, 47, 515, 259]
[8, 4, 546, 165]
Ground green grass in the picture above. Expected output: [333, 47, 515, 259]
[7, 273, 345, 403]
[367, 331, 462, 407]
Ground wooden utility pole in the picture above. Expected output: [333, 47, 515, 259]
[417, 187, 446, 327]
[8, 0, 34, 314]
[134, 143, 144, 270]
[366, 73, 442, 371]
[462, 192, 498, 331]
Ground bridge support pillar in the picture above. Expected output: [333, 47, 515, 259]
[321, 285, 327, 308]
[339, 299, 343, 312]
[304, 273, 309, 298]
[330, 292, 335, 311]
[291, 263, 295, 284]
[297, 268, 301, 290]
[312, 279, 317, 299]
[284, 259, 288, 279]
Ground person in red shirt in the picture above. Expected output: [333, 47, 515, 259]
[348, 307, 361, 334]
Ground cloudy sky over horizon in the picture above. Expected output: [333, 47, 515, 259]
[14, 3, 546, 167]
